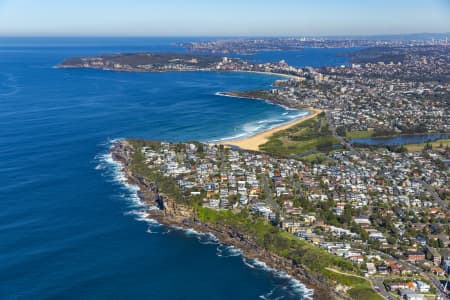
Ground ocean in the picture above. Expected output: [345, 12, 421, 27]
[0, 38, 350, 300]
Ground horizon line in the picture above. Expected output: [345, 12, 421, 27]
[0, 32, 449, 39]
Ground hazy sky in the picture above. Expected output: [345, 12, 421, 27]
[0, 0, 449, 36]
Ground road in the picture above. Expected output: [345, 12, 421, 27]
[420, 179, 449, 212]
[370, 277, 393, 300]
[261, 174, 280, 214]
[371, 249, 448, 299]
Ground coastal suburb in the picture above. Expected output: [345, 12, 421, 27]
[60, 37, 450, 300]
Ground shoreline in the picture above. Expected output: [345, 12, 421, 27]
[221, 108, 323, 152]
[57, 63, 304, 81]
[143, 209, 316, 300]
[229, 70, 305, 81]
[109, 141, 348, 300]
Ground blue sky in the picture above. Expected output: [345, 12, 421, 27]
[0, 0, 449, 36]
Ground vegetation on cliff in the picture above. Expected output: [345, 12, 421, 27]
[196, 206, 382, 299]
[123, 138, 382, 300]
[59, 52, 223, 69]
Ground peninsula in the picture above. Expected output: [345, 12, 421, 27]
[58, 52, 224, 72]
[56, 52, 306, 78]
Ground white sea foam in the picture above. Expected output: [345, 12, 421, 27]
[242, 122, 264, 133]
[243, 257, 314, 300]
[125, 209, 161, 223]
[216, 244, 242, 258]
[287, 112, 308, 119]
[171, 226, 220, 245]
[209, 104, 311, 143]
[211, 89, 314, 143]
[259, 287, 275, 300]
[146, 228, 158, 234]
[161, 228, 172, 235]
[211, 132, 248, 142]
[96, 151, 141, 206]
[242, 257, 256, 269]
[281, 105, 297, 111]
[94, 139, 160, 227]
[214, 91, 227, 97]
[213, 111, 308, 143]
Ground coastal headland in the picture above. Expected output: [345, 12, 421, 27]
[56, 52, 308, 80]
[110, 140, 354, 300]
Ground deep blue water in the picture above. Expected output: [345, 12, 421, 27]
[350, 133, 449, 146]
[0, 38, 351, 300]
[229, 47, 356, 67]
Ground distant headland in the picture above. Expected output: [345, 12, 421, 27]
[56, 52, 306, 78]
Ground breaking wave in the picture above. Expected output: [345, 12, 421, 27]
[96, 139, 312, 299]
[94, 139, 158, 224]
[210, 108, 310, 143]
[242, 258, 314, 300]
[216, 244, 243, 258]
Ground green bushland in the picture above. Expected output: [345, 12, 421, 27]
[195, 206, 358, 275]
[259, 113, 338, 156]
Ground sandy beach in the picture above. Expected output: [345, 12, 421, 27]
[222, 108, 323, 151]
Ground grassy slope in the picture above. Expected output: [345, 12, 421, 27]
[198, 207, 383, 299]
[346, 129, 374, 139]
[405, 138, 450, 152]
[322, 269, 383, 300]
[196, 206, 358, 274]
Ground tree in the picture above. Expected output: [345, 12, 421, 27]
[336, 126, 346, 137]
[339, 204, 354, 225]
[274, 211, 281, 226]
[360, 229, 369, 242]
[424, 143, 432, 151]
[387, 236, 397, 245]
[198, 143, 204, 153]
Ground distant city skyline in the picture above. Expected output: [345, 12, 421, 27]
[0, 0, 449, 37]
